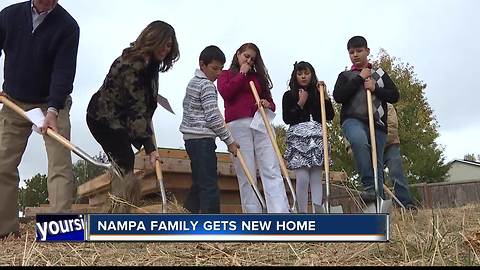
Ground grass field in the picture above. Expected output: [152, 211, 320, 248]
[1, 204, 479, 266]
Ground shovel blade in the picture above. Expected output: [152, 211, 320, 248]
[314, 203, 344, 214]
[362, 199, 393, 214]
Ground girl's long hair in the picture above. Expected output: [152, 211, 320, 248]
[288, 61, 319, 100]
[122, 20, 180, 72]
[229, 43, 273, 97]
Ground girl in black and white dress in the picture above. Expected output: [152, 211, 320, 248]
[282, 61, 335, 213]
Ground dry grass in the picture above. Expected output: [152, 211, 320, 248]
[1, 204, 480, 266]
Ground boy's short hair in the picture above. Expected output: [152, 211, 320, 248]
[199, 45, 226, 65]
[347, 36, 368, 50]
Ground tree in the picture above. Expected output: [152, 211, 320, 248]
[72, 152, 108, 204]
[464, 154, 480, 162]
[17, 152, 108, 211]
[274, 124, 288, 155]
[372, 49, 449, 183]
[18, 174, 48, 213]
[73, 152, 108, 187]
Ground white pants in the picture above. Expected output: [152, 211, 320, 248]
[295, 167, 323, 213]
[228, 118, 290, 213]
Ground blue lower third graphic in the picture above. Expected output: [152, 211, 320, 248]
[36, 214, 86, 242]
[86, 214, 389, 242]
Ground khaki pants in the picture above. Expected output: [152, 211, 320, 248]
[0, 96, 74, 236]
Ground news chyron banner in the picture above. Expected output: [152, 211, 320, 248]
[36, 214, 389, 242]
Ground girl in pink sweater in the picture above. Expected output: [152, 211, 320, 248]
[217, 43, 289, 213]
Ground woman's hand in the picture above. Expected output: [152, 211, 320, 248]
[297, 89, 309, 108]
[149, 151, 160, 168]
[259, 99, 271, 109]
[316, 81, 330, 101]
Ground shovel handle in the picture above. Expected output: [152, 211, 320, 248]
[366, 90, 381, 213]
[366, 91, 378, 171]
[383, 184, 406, 209]
[236, 149, 267, 212]
[249, 81, 297, 213]
[0, 95, 114, 171]
[319, 84, 331, 213]
[150, 122, 167, 214]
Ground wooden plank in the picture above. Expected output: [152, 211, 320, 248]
[89, 191, 109, 206]
[136, 157, 236, 176]
[141, 173, 240, 195]
[171, 191, 241, 205]
[134, 148, 232, 170]
[83, 172, 351, 205]
[77, 173, 111, 197]
[24, 205, 103, 217]
[156, 148, 232, 163]
[325, 171, 349, 182]
[135, 149, 347, 180]
[134, 203, 243, 214]
[38, 204, 91, 209]
[78, 171, 145, 198]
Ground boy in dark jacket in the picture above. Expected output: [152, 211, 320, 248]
[333, 36, 399, 202]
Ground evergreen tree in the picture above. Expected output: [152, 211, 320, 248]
[18, 174, 48, 213]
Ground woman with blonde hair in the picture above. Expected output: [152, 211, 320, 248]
[87, 20, 179, 175]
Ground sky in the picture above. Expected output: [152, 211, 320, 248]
[0, 0, 479, 184]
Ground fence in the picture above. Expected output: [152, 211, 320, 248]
[410, 179, 480, 209]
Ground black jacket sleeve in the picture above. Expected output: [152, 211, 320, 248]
[48, 22, 80, 109]
[311, 92, 335, 122]
[333, 72, 364, 104]
[282, 91, 303, 125]
[325, 99, 335, 121]
[0, 9, 5, 58]
[374, 72, 399, 103]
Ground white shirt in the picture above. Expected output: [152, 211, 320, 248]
[31, 1, 54, 33]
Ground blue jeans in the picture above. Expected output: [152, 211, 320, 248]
[384, 144, 413, 206]
[342, 118, 387, 198]
[184, 138, 220, 214]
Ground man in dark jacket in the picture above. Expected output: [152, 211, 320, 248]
[0, 0, 79, 239]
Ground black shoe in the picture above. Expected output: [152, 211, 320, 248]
[360, 190, 377, 203]
[0, 231, 21, 241]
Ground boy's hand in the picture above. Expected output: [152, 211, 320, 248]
[297, 89, 308, 108]
[359, 68, 371, 79]
[240, 63, 251, 75]
[316, 81, 329, 101]
[227, 142, 240, 157]
[364, 78, 376, 92]
[40, 112, 58, 133]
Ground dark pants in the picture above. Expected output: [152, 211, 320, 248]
[384, 144, 414, 206]
[86, 116, 135, 174]
[184, 138, 220, 214]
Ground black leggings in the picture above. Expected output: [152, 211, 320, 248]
[86, 116, 135, 174]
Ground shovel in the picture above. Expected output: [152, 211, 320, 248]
[314, 83, 343, 214]
[249, 81, 298, 213]
[363, 90, 392, 214]
[0, 95, 123, 179]
[150, 122, 168, 213]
